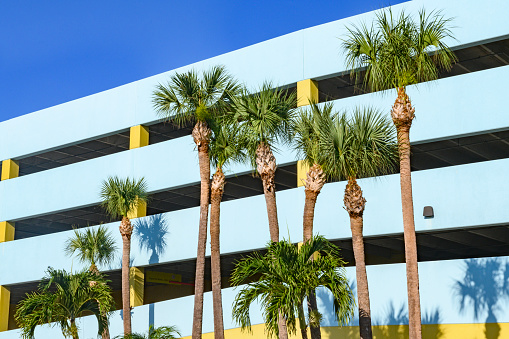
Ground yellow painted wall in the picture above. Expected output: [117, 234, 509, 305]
[296, 160, 309, 188]
[182, 322, 509, 339]
[0, 221, 15, 243]
[127, 200, 147, 219]
[297, 79, 319, 107]
[1, 159, 19, 181]
[129, 125, 149, 149]
[0, 286, 10, 332]
[129, 267, 145, 307]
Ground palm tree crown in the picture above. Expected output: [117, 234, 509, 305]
[100, 176, 148, 219]
[342, 8, 456, 92]
[320, 107, 398, 181]
[152, 65, 241, 127]
[231, 236, 355, 338]
[15, 268, 114, 339]
[209, 122, 247, 170]
[65, 225, 117, 270]
[229, 83, 297, 166]
[293, 101, 336, 169]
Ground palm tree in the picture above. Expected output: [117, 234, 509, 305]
[321, 107, 398, 339]
[292, 101, 336, 339]
[100, 176, 148, 336]
[113, 325, 181, 339]
[231, 236, 355, 339]
[342, 8, 456, 338]
[207, 123, 246, 339]
[228, 83, 296, 241]
[228, 83, 296, 338]
[15, 268, 114, 339]
[65, 225, 117, 274]
[65, 225, 118, 339]
[152, 66, 240, 339]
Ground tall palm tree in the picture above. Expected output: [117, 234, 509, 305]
[15, 268, 114, 339]
[152, 66, 240, 339]
[100, 176, 148, 336]
[229, 83, 296, 241]
[65, 225, 118, 339]
[292, 101, 336, 339]
[113, 325, 181, 339]
[231, 236, 355, 339]
[342, 8, 456, 338]
[321, 107, 398, 339]
[208, 123, 246, 339]
[228, 83, 296, 338]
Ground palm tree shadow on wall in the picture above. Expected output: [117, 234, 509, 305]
[454, 258, 509, 339]
[133, 214, 170, 329]
[133, 214, 169, 265]
[316, 283, 443, 338]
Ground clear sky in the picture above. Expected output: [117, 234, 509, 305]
[0, 0, 406, 122]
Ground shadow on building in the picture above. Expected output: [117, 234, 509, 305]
[454, 258, 509, 339]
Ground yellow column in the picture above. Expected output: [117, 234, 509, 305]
[127, 200, 147, 219]
[297, 79, 319, 107]
[0, 222, 15, 243]
[129, 267, 144, 307]
[1, 159, 19, 181]
[297, 160, 310, 188]
[129, 125, 149, 150]
[0, 286, 10, 332]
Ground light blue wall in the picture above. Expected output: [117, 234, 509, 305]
[0, 0, 507, 161]
[3, 257, 509, 338]
[3, 156, 509, 286]
[1, 65, 509, 223]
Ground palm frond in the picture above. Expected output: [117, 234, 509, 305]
[100, 176, 149, 219]
[228, 82, 297, 169]
[342, 6, 456, 92]
[152, 65, 241, 128]
[64, 225, 118, 268]
[231, 236, 354, 336]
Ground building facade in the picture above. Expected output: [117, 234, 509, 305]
[1, 0, 509, 337]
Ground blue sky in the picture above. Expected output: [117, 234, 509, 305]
[0, 0, 405, 122]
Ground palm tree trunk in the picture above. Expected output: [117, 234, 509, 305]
[89, 264, 110, 339]
[192, 121, 212, 339]
[70, 318, 80, 339]
[344, 178, 372, 339]
[298, 303, 309, 339]
[391, 87, 421, 339]
[255, 142, 288, 339]
[303, 164, 325, 339]
[210, 168, 225, 339]
[256, 142, 279, 241]
[119, 216, 133, 335]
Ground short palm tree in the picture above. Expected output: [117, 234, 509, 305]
[231, 236, 355, 339]
[65, 225, 118, 339]
[152, 66, 240, 339]
[15, 268, 114, 339]
[113, 325, 181, 339]
[208, 122, 246, 339]
[342, 8, 456, 338]
[100, 176, 148, 336]
[65, 225, 117, 273]
[293, 101, 336, 339]
[320, 107, 398, 339]
[228, 83, 296, 339]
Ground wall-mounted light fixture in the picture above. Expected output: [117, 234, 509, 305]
[423, 206, 434, 218]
